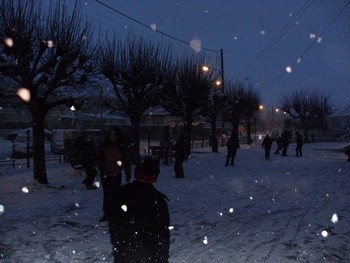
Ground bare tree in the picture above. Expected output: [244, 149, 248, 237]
[225, 81, 261, 143]
[0, 0, 97, 184]
[280, 88, 333, 141]
[161, 54, 215, 157]
[98, 35, 172, 162]
[200, 91, 225, 152]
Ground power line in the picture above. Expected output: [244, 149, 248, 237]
[258, 0, 350, 92]
[95, 0, 219, 54]
[242, 0, 314, 75]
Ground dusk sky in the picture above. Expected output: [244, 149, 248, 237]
[72, 0, 350, 109]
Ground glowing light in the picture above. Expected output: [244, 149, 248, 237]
[121, 205, 127, 212]
[285, 66, 292, 73]
[70, 106, 76, 111]
[190, 38, 202, 53]
[16, 88, 31, 102]
[4, 37, 14, 47]
[321, 230, 328, 237]
[116, 160, 122, 166]
[150, 23, 157, 31]
[259, 105, 264, 111]
[202, 66, 209, 72]
[215, 80, 221, 86]
[168, 226, 174, 230]
[229, 208, 234, 213]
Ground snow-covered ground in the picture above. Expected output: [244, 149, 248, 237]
[1, 142, 349, 262]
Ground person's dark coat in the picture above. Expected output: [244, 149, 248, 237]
[295, 131, 304, 157]
[109, 181, 170, 263]
[262, 135, 273, 159]
[98, 128, 131, 220]
[225, 133, 240, 166]
[75, 135, 97, 188]
[281, 130, 291, 156]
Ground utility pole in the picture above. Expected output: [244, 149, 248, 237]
[220, 49, 225, 146]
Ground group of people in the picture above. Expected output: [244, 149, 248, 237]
[262, 130, 304, 159]
[73, 127, 179, 262]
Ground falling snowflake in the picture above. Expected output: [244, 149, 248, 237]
[0, 204, 4, 215]
[285, 66, 292, 73]
[190, 38, 202, 53]
[203, 236, 208, 245]
[309, 33, 316, 39]
[331, 213, 338, 224]
[117, 160, 122, 166]
[321, 230, 328, 237]
[4, 37, 14, 47]
[21, 187, 29, 193]
[150, 23, 157, 31]
[121, 205, 127, 212]
[16, 88, 31, 102]
[229, 208, 234, 213]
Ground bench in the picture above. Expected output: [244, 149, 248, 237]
[45, 155, 62, 164]
[0, 159, 16, 172]
[149, 146, 175, 163]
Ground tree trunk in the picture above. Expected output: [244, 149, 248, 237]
[183, 116, 193, 157]
[32, 111, 48, 184]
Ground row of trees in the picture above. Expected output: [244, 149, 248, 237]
[0, 1, 331, 185]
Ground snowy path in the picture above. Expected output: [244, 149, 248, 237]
[1, 142, 349, 262]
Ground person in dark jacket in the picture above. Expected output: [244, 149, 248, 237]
[98, 127, 131, 222]
[75, 134, 98, 190]
[295, 131, 304, 157]
[225, 131, 240, 166]
[174, 134, 186, 178]
[281, 130, 291, 156]
[262, 134, 273, 159]
[109, 156, 170, 263]
[274, 134, 283, 155]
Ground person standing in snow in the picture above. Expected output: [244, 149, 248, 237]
[262, 134, 273, 159]
[174, 134, 186, 178]
[295, 131, 304, 157]
[225, 131, 240, 166]
[98, 127, 131, 222]
[274, 134, 283, 155]
[109, 156, 170, 263]
[281, 130, 291, 156]
[75, 134, 98, 190]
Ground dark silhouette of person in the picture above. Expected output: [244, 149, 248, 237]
[174, 134, 186, 178]
[98, 127, 131, 222]
[281, 130, 291, 156]
[274, 134, 283, 155]
[295, 131, 304, 157]
[109, 156, 170, 263]
[225, 131, 240, 166]
[75, 134, 98, 190]
[262, 134, 273, 159]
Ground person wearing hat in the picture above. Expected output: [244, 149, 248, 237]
[109, 156, 170, 263]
